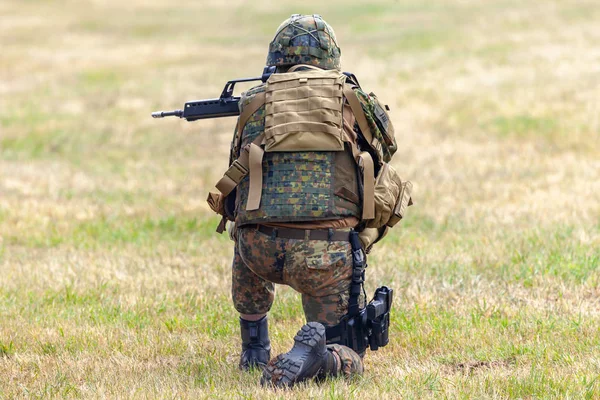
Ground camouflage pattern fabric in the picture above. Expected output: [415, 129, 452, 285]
[231, 225, 364, 377]
[231, 239, 274, 315]
[267, 14, 341, 70]
[240, 152, 335, 220]
[236, 151, 361, 225]
[328, 344, 364, 377]
[233, 226, 352, 324]
[355, 89, 398, 164]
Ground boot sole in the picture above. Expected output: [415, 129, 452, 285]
[261, 322, 326, 387]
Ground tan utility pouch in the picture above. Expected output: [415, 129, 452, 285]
[358, 226, 389, 254]
[206, 192, 228, 234]
[264, 68, 346, 152]
[207, 192, 225, 216]
[365, 162, 413, 229]
[387, 181, 413, 227]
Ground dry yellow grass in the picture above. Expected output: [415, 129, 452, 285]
[1, 0, 599, 398]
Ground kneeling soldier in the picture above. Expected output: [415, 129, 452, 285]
[211, 14, 410, 387]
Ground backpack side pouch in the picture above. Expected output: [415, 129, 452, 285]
[365, 162, 413, 229]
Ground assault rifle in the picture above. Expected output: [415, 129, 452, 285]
[151, 66, 276, 121]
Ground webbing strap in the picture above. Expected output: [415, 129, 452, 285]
[233, 92, 266, 155]
[267, 86, 343, 103]
[246, 142, 265, 210]
[267, 108, 340, 126]
[216, 217, 227, 234]
[265, 121, 341, 137]
[345, 127, 375, 221]
[358, 152, 375, 220]
[288, 64, 322, 72]
[215, 150, 249, 196]
[343, 86, 373, 145]
[216, 91, 266, 205]
[343, 85, 377, 220]
[268, 97, 342, 112]
[215, 134, 263, 197]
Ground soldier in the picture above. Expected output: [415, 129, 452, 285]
[213, 14, 404, 387]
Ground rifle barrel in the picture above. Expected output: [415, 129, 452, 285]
[151, 110, 183, 118]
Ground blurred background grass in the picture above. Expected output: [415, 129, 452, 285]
[1, 0, 599, 398]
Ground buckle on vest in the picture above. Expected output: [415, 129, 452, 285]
[226, 160, 248, 183]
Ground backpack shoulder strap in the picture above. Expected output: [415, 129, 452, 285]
[343, 84, 376, 220]
[215, 132, 265, 204]
[245, 137, 265, 211]
[233, 92, 266, 156]
[343, 85, 373, 146]
[218, 89, 266, 199]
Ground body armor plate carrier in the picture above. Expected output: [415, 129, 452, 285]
[214, 65, 377, 228]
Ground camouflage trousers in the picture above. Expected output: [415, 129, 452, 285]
[232, 225, 363, 377]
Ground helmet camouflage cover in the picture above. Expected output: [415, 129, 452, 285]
[267, 14, 341, 70]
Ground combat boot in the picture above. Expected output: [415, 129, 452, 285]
[239, 316, 271, 370]
[260, 322, 338, 387]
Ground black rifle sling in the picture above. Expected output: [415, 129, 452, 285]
[347, 233, 365, 317]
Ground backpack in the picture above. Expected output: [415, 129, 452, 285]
[208, 65, 411, 233]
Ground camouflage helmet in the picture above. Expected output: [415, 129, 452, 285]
[267, 14, 341, 70]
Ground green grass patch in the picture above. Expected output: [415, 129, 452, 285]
[504, 227, 600, 285]
[475, 41, 517, 63]
[0, 340, 14, 358]
[0, 284, 305, 356]
[3, 213, 228, 250]
[381, 221, 599, 287]
[71, 215, 225, 249]
[485, 114, 560, 139]
[79, 68, 123, 90]
[69, 215, 223, 247]
[0, 106, 52, 128]
[393, 30, 454, 52]
[1, 0, 599, 397]
[0, 128, 73, 159]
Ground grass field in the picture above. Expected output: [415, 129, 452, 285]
[1, 0, 599, 398]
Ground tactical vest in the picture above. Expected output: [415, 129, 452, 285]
[215, 66, 378, 227]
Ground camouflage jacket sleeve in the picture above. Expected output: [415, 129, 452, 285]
[229, 83, 267, 164]
[353, 88, 397, 163]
